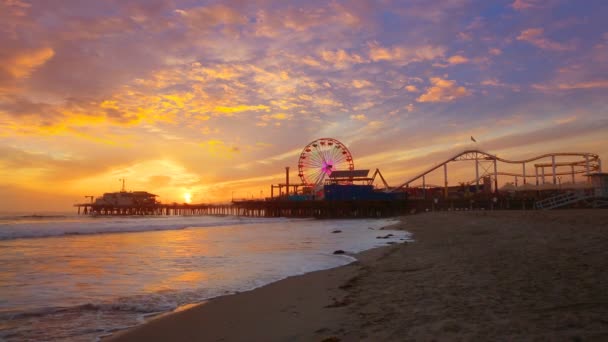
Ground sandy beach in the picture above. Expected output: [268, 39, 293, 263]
[111, 210, 608, 341]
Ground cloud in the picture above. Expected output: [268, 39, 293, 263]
[517, 28, 572, 51]
[417, 77, 471, 103]
[533, 80, 608, 91]
[555, 80, 608, 90]
[489, 48, 502, 56]
[351, 79, 372, 88]
[2, 47, 54, 78]
[175, 5, 246, 32]
[213, 104, 270, 115]
[405, 85, 419, 92]
[396, 0, 470, 22]
[251, 4, 363, 39]
[458, 32, 472, 41]
[555, 116, 577, 124]
[258, 113, 293, 121]
[481, 79, 506, 87]
[511, 0, 541, 11]
[320, 49, 365, 69]
[368, 42, 445, 65]
[202, 139, 240, 155]
[447, 55, 469, 65]
[350, 114, 367, 121]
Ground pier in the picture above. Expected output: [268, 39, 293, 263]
[75, 199, 409, 218]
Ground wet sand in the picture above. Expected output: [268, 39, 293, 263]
[110, 210, 608, 341]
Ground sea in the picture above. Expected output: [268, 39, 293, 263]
[0, 213, 411, 341]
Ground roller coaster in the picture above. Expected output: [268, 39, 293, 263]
[390, 150, 602, 196]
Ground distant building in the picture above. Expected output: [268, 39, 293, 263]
[94, 191, 158, 207]
[588, 173, 608, 197]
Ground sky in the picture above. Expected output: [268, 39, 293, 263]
[0, 0, 607, 211]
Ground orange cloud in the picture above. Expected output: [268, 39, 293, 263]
[517, 28, 572, 51]
[213, 104, 270, 115]
[350, 114, 367, 121]
[3, 47, 54, 78]
[321, 49, 365, 68]
[417, 77, 470, 103]
[405, 85, 419, 92]
[202, 139, 240, 156]
[351, 79, 372, 88]
[534, 80, 608, 91]
[368, 42, 445, 64]
[258, 113, 293, 121]
[556, 80, 608, 90]
[447, 55, 469, 64]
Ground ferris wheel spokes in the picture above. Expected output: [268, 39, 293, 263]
[297, 138, 354, 186]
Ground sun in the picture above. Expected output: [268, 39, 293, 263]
[183, 193, 192, 204]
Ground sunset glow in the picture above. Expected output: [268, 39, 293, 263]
[0, 1, 606, 211]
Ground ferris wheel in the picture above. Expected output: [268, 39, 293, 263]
[297, 138, 354, 186]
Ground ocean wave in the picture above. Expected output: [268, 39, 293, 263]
[0, 216, 301, 241]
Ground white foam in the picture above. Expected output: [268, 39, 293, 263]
[0, 215, 295, 240]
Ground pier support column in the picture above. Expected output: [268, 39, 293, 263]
[535, 166, 539, 186]
[285, 167, 290, 198]
[522, 162, 526, 185]
[571, 165, 575, 184]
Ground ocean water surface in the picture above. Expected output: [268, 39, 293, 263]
[0, 214, 410, 341]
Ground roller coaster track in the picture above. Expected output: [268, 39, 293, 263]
[390, 149, 601, 192]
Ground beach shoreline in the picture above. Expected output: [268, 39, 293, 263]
[110, 209, 608, 341]
[107, 223, 403, 342]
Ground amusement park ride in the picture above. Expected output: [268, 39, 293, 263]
[76, 137, 606, 217]
[270, 137, 604, 203]
[270, 137, 390, 198]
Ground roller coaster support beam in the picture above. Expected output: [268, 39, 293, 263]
[422, 175, 426, 199]
[475, 158, 479, 193]
[541, 167, 545, 185]
[389, 149, 601, 193]
[493, 158, 498, 193]
[571, 165, 575, 184]
[552, 155, 557, 185]
[444, 164, 448, 199]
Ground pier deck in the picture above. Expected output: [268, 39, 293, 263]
[75, 199, 409, 218]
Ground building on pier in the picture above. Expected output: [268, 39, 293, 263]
[93, 191, 159, 207]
